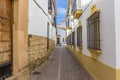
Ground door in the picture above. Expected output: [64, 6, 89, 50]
[57, 37, 60, 44]
[0, 0, 12, 79]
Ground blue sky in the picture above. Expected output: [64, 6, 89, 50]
[56, 0, 68, 25]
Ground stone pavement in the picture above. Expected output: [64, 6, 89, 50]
[28, 46, 94, 80]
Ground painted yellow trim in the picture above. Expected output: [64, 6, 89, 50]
[67, 46, 120, 80]
[67, 26, 72, 29]
[116, 69, 120, 80]
[77, 46, 82, 53]
[78, 21, 82, 27]
[88, 48, 101, 60]
[73, 10, 83, 19]
[88, 5, 100, 19]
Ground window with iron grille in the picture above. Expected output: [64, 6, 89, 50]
[67, 35, 71, 45]
[77, 26, 82, 47]
[66, 38, 68, 44]
[72, 32, 75, 45]
[48, 0, 52, 11]
[54, 16, 56, 27]
[67, 36, 69, 45]
[69, 35, 72, 45]
[68, 19, 70, 26]
[72, 0, 77, 14]
[66, 19, 70, 27]
[87, 12, 100, 50]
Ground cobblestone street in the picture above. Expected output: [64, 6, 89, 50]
[28, 46, 94, 80]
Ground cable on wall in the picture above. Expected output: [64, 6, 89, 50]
[33, 0, 51, 22]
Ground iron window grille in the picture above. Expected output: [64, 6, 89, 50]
[87, 12, 100, 50]
[72, 0, 77, 14]
[48, 0, 52, 11]
[77, 26, 82, 47]
[67, 35, 71, 45]
[54, 16, 56, 27]
[72, 32, 75, 45]
[70, 35, 71, 45]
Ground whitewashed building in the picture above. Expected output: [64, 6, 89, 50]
[28, 0, 57, 71]
[57, 21, 67, 45]
[66, 0, 120, 80]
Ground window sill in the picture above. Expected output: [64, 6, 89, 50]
[66, 26, 72, 29]
[88, 48, 101, 60]
[73, 10, 82, 19]
[78, 46, 82, 53]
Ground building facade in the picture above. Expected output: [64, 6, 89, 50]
[28, 0, 57, 72]
[57, 21, 67, 45]
[0, 0, 56, 80]
[0, 0, 29, 80]
[66, 0, 120, 80]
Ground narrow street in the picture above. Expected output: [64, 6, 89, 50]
[28, 47, 94, 80]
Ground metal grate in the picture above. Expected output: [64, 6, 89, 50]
[72, 32, 75, 45]
[77, 27, 82, 47]
[87, 12, 100, 50]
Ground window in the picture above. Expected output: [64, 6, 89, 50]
[87, 12, 100, 50]
[54, 16, 56, 27]
[63, 38, 64, 42]
[67, 19, 69, 27]
[69, 35, 71, 45]
[72, 32, 75, 45]
[48, 0, 52, 11]
[66, 18, 70, 28]
[67, 35, 71, 45]
[72, 0, 77, 14]
[77, 26, 82, 47]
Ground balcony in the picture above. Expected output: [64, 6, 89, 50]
[66, 26, 72, 30]
[73, 10, 82, 19]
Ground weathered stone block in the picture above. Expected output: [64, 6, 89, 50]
[28, 35, 55, 71]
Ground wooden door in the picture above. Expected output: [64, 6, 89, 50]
[0, 0, 12, 79]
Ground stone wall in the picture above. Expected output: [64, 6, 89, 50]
[28, 35, 55, 71]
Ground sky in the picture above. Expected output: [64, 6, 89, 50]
[56, 0, 68, 25]
[56, 0, 91, 26]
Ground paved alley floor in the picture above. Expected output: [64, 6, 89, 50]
[28, 46, 94, 80]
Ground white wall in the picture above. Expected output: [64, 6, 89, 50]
[67, 0, 117, 68]
[60, 30, 66, 45]
[114, 0, 120, 68]
[28, 0, 56, 41]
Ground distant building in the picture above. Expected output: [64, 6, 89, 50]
[57, 21, 67, 46]
[66, 0, 120, 80]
